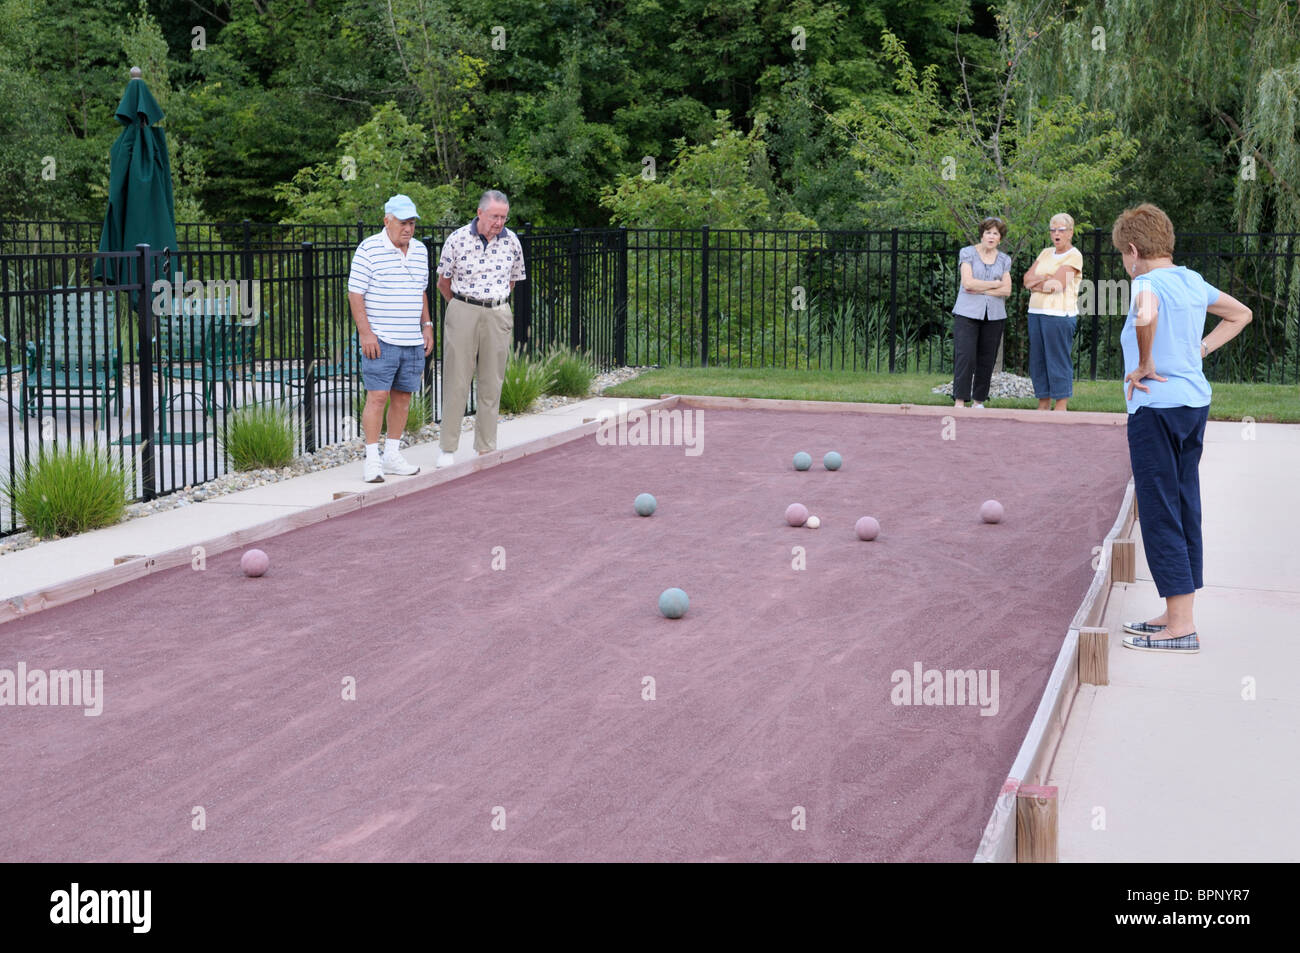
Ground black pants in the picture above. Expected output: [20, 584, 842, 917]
[952, 314, 1004, 402]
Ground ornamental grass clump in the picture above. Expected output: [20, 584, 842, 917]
[2, 445, 131, 538]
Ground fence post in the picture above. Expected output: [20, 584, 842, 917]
[615, 226, 628, 366]
[1090, 228, 1102, 380]
[700, 225, 710, 367]
[422, 237, 438, 404]
[301, 242, 316, 453]
[570, 228, 582, 352]
[135, 243, 157, 501]
[241, 219, 254, 287]
[515, 223, 532, 351]
[888, 228, 899, 372]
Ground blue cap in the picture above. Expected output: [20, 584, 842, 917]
[383, 194, 420, 219]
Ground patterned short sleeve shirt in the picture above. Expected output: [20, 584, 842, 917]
[437, 219, 526, 300]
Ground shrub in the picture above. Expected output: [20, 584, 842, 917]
[2, 445, 131, 537]
[222, 403, 297, 470]
[544, 344, 597, 397]
[499, 345, 553, 414]
[352, 389, 431, 436]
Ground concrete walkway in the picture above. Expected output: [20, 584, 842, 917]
[3, 401, 1295, 862]
[1053, 420, 1300, 861]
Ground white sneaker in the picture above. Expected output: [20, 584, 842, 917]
[382, 450, 419, 476]
[363, 458, 385, 483]
[435, 451, 455, 469]
[972, 402, 985, 409]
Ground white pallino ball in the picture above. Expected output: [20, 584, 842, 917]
[806, 515, 821, 529]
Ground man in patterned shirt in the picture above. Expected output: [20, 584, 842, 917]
[434, 190, 526, 467]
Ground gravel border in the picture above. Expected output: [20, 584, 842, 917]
[0, 366, 650, 558]
[931, 371, 1038, 400]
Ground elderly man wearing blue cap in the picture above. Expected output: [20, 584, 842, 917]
[347, 194, 432, 482]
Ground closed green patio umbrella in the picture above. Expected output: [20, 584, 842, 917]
[94, 67, 177, 286]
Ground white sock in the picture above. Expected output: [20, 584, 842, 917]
[384, 438, 401, 458]
[365, 443, 379, 461]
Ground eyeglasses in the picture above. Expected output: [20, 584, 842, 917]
[1049, 226, 1070, 233]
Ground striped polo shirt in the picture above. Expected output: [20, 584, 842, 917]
[347, 230, 429, 346]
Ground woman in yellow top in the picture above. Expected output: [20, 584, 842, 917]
[1022, 213, 1084, 410]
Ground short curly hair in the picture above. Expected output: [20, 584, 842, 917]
[977, 217, 1007, 240]
[1111, 203, 1175, 259]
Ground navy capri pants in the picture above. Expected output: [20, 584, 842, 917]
[1127, 404, 1210, 597]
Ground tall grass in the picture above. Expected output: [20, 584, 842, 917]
[2, 445, 131, 537]
[544, 344, 597, 397]
[221, 403, 297, 470]
[500, 345, 553, 414]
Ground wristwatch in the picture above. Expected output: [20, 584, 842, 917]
[422, 321, 433, 328]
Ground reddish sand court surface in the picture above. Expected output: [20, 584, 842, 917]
[0, 408, 1132, 861]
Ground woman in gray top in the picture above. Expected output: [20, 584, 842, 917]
[951, 218, 1012, 407]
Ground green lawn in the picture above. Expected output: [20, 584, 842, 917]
[605, 367, 1300, 423]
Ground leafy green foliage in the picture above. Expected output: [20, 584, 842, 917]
[600, 111, 815, 229]
[274, 102, 459, 226]
[2, 444, 130, 537]
[836, 29, 1137, 260]
[0, 0, 1275, 236]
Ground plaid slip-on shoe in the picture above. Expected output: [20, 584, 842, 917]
[1121, 632, 1200, 654]
[1123, 620, 1168, 636]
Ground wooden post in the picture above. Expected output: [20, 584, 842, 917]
[1079, 627, 1109, 685]
[1112, 538, 1136, 583]
[1016, 785, 1059, 863]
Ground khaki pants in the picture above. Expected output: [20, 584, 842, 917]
[440, 297, 512, 453]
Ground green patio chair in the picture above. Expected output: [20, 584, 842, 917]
[20, 289, 122, 428]
[158, 297, 257, 417]
[245, 329, 361, 400]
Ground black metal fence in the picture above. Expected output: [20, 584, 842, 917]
[1, 225, 629, 535]
[3, 220, 1296, 536]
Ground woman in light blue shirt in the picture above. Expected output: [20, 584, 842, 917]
[950, 218, 1012, 408]
[1114, 204, 1252, 655]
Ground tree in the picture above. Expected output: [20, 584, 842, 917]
[600, 111, 814, 230]
[833, 22, 1136, 262]
[1005, 0, 1300, 235]
[274, 102, 458, 226]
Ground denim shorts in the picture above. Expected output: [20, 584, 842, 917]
[362, 339, 425, 393]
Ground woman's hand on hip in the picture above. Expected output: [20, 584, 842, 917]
[1125, 362, 1167, 399]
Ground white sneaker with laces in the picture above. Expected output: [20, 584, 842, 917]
[363, 458, 385, 483]
[436, 451, 455, 469]
[972, 402, 985, 409]
[382, 450, 419, 476]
